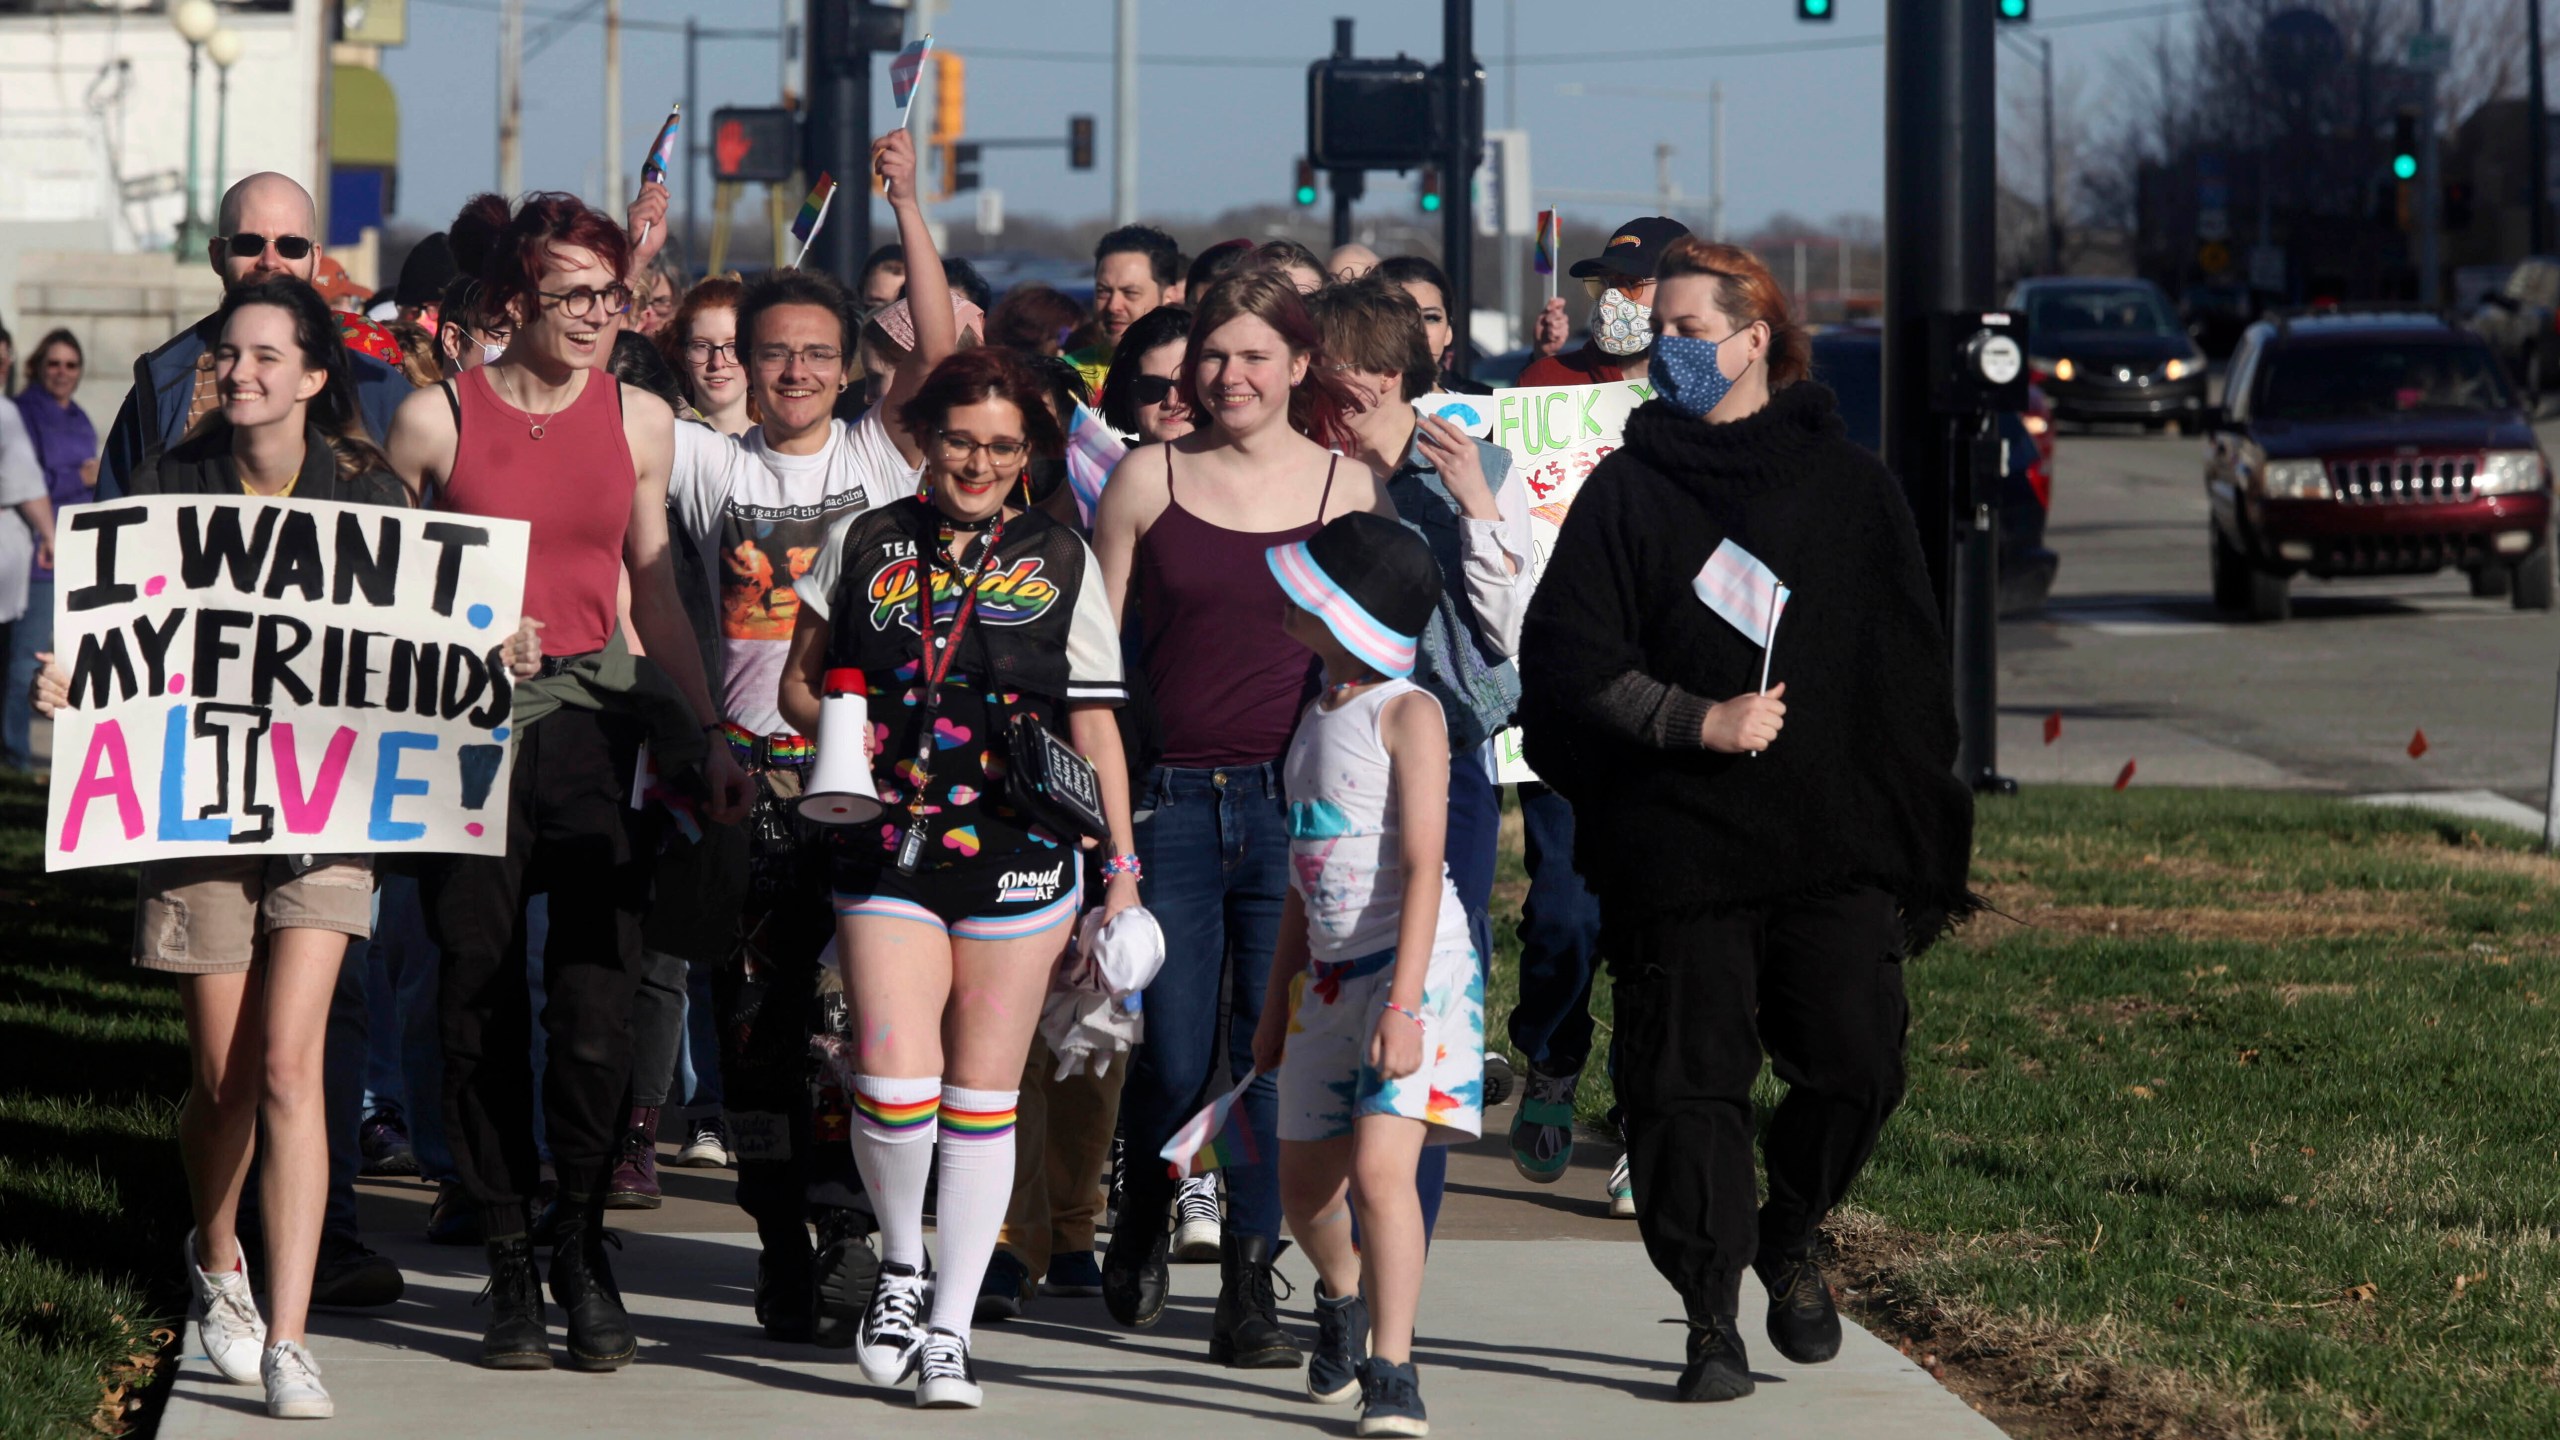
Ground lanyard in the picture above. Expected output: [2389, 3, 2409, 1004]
[895, 513, 1007, 872]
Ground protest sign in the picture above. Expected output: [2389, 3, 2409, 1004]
[1487, 378, 1651, 784]
[45, 496, 532, 872]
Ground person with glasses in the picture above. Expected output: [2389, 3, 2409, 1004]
[1096, 306, 1195, 447]
[7, 329, 91, 771]
[384, 188, 753, 1374]
[648, 127, 961, 1346]
[777, 345, 1138, 1410]
[633, 256, 684, 339]
[100, 173, 413, 499]
[658, 276, 751, 436]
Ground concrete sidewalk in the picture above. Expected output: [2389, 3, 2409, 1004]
[157, 1133, 2005, 1438]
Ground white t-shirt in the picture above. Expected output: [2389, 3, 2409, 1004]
[667, 407, 923, 735]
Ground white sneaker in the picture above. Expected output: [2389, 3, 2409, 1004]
[1606, 1153, 1637, 1219]
[915, 1327, 983, 1409]
[1170, 1175, 1222, 1262]
[856, 1261, 929, 1386]
[262, 1339, 332, 1419]
[184, 1229, 267, 1384]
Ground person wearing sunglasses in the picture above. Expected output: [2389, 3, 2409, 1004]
[100, 173, 415, 501]
[1097, 305, 1196, 448]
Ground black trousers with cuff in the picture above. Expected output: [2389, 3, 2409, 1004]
[425, 707, 653, 1226]
[1606, 884, 1910, 1322]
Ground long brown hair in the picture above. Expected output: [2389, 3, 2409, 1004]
[185, 276, 394, 481]
[1653, 238, 1812, 390]
[1178, 268, 1357, 450]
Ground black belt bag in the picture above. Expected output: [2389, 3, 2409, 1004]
[1002, 712, 1108, 841]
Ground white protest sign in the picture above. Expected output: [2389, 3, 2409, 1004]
[45, 495, 531, 871]
[1486, 378, 1651, 785]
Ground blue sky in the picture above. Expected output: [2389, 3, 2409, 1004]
[385, 0, 2188, 240]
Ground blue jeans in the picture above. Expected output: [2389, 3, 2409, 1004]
[1124, 763, 1289, 1245]
[677, 960, 723, 1112]
[363, 875, 456, 1180]
[1508, 783, 1606, 1080]
[3, 571, 49, 769]
[1416, 741, 1501, 1237]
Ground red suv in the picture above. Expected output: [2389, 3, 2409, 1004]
[2202, 312, 2553, 621]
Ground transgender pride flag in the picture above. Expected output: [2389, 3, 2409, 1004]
[1063, 403, 1126, 529]
[1159, 1069, 1262, 1180]
[1691, 539, 1790, 691]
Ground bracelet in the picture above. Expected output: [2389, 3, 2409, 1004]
[1102, 853, 1143, 881]
[1382, 1001, 1424, 1027]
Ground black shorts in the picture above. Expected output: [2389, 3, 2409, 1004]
[829, 851, 1082, 941]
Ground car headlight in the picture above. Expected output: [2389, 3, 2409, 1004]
[2477, 450, 2549, 494]
[2053, 357, 2076, 382]
[2164, 357, 2191, 381]
[2256, 459, 2331, 500]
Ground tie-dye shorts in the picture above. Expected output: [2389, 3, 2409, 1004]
[1275, 937, 1487, 1145]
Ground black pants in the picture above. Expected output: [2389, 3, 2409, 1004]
[1607, 885, 1909, 1321]
[425, 708, 652, 1220]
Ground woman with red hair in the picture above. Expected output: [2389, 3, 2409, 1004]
[1088, 267, 1396, 1369]
[384, 190, 750, 1375]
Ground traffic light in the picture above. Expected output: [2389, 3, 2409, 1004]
[1996, 0, 2028, 21]
[948, 142, 982, 196]
[1797, 0, 1833, 19]
[2389, 110, 2417, 180]
[931, 51, 965, 147]
[1068, 115, 1095, 171]
[1294, 157, 1319, 207]
[1418, 165, 1443, 213]
[710, 107, 797, 183]
[1307, 57, 1439, 170]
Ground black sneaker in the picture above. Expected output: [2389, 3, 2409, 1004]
[812, 1211, 880, 1350]
[1307, 1282, 1369, 1404]
[309, 1235, 404, 1309]
[1355, 1356, 1428, 1437]
[358, 1108, 419, 1177]
[1755, 1250, 1843, 1364]
[1676, 1313, 1756, 1403]
[975, 1249, 1030, 1324]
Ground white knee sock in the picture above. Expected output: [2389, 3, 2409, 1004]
[924, 1084, 1020, 1340]
[851, 1074, 942, 1271]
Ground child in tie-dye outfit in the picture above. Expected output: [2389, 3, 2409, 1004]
[1251, 514, 1486, 1439]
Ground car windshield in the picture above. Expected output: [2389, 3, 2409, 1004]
[2029, 287, 2179, 338]
[2253, 341, 2516, 421]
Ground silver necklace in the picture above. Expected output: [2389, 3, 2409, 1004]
[497, 369, 566, 440]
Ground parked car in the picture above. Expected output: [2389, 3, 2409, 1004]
[2009, 276, 2208, 430]
[1811, 325, 2058, 615]
[2461, 255, 2560, 405]
[2201, 311, 2553, 621]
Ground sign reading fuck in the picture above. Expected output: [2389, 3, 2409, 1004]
[44, 496, 532, 871]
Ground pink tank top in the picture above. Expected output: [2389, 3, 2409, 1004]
[440, 366, 636, 656]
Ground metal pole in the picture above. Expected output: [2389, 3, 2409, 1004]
[2418, 0, 2439, 305]
[1443, 0, 1476, 380]
[177, 42, 203, 257]
[805, 0, 865, 280]
[1332, 18, 1355, 249]
[1710, 81, 1725, 239]
[1114, 0, 1138, 224]
[2041, 36, 2060, 272]
[685, 18, 699, 266]
[2533, 0, 2550, 255]
[213, 63, 229, 213]
[499, 0, 523, 195]
[604, 0, 624, 214]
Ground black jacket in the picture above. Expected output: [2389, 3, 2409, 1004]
[127, 421, 410, 509]
[1517, 382, 1975, 949]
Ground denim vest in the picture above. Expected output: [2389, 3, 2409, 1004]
[1384, 436, 1522, 752]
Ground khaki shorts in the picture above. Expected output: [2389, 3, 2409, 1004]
[133, 856, 376, 975]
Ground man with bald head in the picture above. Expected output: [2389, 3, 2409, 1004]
[1327, 242, 1381, 283]
[99, 173, 413, 497]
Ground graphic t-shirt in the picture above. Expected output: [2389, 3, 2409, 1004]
[669, 407, 923, 735]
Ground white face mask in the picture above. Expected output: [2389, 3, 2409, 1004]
[1591, 287, 1654, 357]
[477, 340, 507, 367]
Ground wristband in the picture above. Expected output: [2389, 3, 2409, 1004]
[1382, 1001, 1424, 1027]
[1102, 853, 1143, 881]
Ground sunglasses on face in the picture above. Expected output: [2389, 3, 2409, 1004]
[221, 232, 315, 261]
[1128, 374, 1181, 407]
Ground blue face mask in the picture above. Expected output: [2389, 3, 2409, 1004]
[1652, 330, 1749, 418]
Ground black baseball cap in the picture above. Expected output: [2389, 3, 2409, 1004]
[1266, 513, 1442, 679]
[1566, 216, 1692, 281]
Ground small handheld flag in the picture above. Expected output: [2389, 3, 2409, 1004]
[788, 173, 837, 268]
[633, 103, 682, 248]
[1063, 403, 1128, 530]
[891, 36, 934, 128]
[1692, 540, 1788, 662]
[1535, 209, 1559, 303]
[1159, 1069, 1261, 1180]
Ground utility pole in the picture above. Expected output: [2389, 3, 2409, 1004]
[604, 0, 624, 213]
[2042, 36, 2060, 272]
[685, 17, 699, 263]
[1332, 17, 1357, 248]
[499, 0, 523, 195]
[1114, 0, 1138, 224]
[1656, 143, 1681, 215]
[804, 0, 875, 278]
[2418, 0, 2440, 305]
[1710, 80, 1725, 240]
[1443, 0, 1477, 380]
[2533, 0, 2549, 255]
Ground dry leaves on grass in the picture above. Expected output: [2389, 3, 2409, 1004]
[87, 1323, 174, 1437]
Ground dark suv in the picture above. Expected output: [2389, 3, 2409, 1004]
[2202, 312, 2554, 621]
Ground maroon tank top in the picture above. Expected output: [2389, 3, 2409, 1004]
[1136, 449, 1335, 768]
[439, 366, 636, 656]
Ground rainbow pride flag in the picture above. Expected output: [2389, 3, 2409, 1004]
[790, 173, 836, 245]
[1158, 1069, 1261, 1180]
[641, 103, 682, 186]
[1063, 402, 1127, 529]
[1533, 209, 1559, 276]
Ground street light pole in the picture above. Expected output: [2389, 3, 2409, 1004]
[1113, 0, 1138, 225]
[1442, 0, 1477, 379]
[604, 0, 625, 214]
[2041, 36, 2060, 272]
[209, 28, 241, 213]
[171, 0, 218, 257]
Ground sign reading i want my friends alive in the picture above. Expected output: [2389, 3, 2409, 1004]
[45, 496, 532, 871]
[1483, 379, 1651, 785]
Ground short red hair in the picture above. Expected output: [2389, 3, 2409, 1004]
[448, 191, 633, 327]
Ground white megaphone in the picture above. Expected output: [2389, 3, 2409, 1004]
[799, 667, 885, 825]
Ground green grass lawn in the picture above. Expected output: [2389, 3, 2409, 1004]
[5, 775, 2558, 1437]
